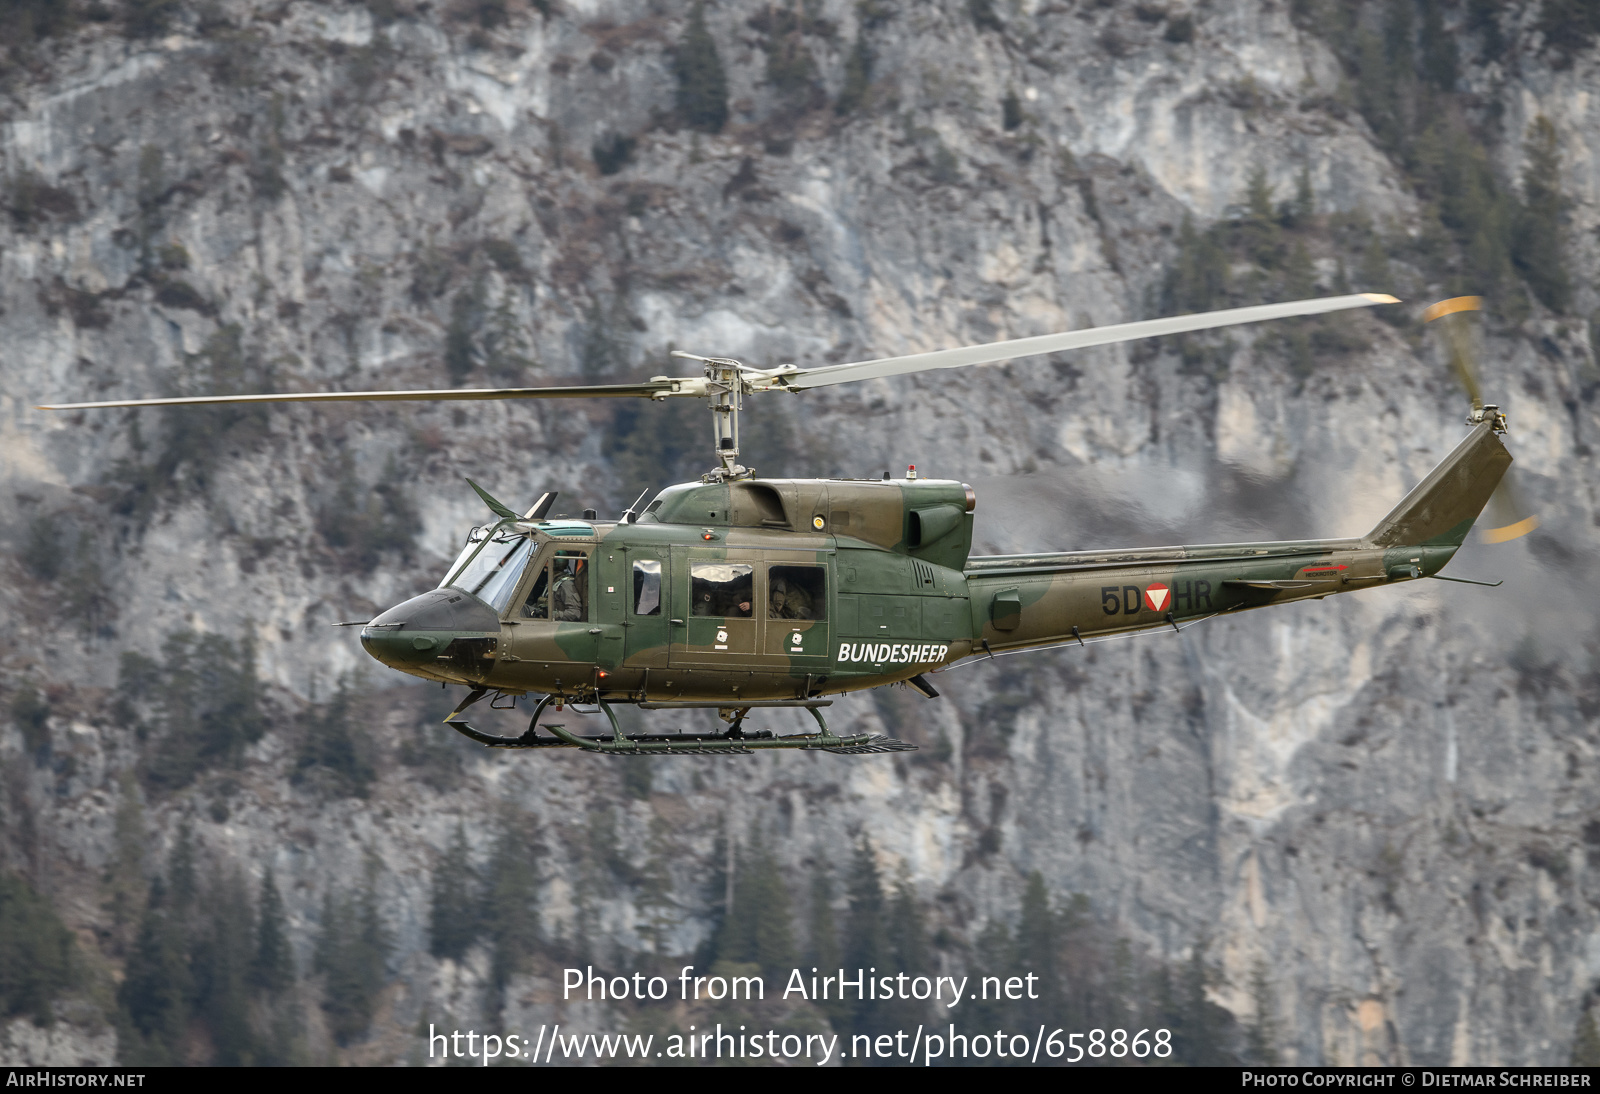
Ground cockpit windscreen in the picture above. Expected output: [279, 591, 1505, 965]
[440, 527, 535, 611]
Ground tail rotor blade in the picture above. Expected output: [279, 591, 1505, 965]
[1480, 471, 1540, 544]
[1423, 296, 1484, 411]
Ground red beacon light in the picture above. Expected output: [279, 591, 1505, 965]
[906, 464, 917, 480]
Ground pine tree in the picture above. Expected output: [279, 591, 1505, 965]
[674, 2, 727, 133]
[1418, 0, 1458, 90]
[117, 829, 204, 1064]
[1359, 234, 1393, 295]
[1146, 961, 1182, 1055]
[0, 873, 77, 1027]
[1290, 165, 1315, 227]
[1166, 214, 1229, 312]
[843, 838, 886, 972]
[716, 836, 798, 977]
[482, 812, 539, 1004]
[429, 825, 479, 962]
[835, 35, 871, 116]
[118, 876, 192, 1065]
[106, 772, 146, 954]
[1283, 240, 1315, 299]
[168, 825, 196, 914]
[696, 824, 733, 968]
[1058, 892, 1101, 1032]
[252, 869, 305, 1069]
[805, 864, 841, 970]
[314, 873, 390, 1045]
[1573, 1007, 1600, 1066]
[1107, 936, 1137, 1035]
[139, 633, 266, 794]
[1174, 940, 1235, 1065]
[715, 843, 754, 966]
[764, 13, 820, 111]
[748, 840, 795, 979]
[842, 839, 887, 1035]
[804, 863, 846, 1026]
[1513, 116, 1571, 312]
[882, 877, 930, 1029]
[294, 678, 375, 799]
[635, 818, 677, 957]
[1244, 960, 1280, 1065]
[1243, 165, 1281, 267]
[252, 868, 293, 995]
[193, 869, 255, 1065]
[1014, 872, 1062, 1031]
[968, 918, 1014, 1033]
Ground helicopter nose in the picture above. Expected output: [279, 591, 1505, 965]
[359, 589, 501, 675]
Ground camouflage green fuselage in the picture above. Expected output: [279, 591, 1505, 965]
[360, 423, 1511, 703]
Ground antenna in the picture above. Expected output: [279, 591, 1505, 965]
[621, 488, 650, 524]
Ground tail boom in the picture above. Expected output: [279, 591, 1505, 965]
[962, 423, 1511, 654]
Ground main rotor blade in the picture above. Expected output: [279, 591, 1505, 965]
[779, 293, 1399, 390]
[37, 380, 677, 411]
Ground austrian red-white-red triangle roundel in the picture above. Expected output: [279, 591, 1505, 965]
[1145, 583, 1171, 612]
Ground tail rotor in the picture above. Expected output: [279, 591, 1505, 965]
[1423, 297, 1540, 543]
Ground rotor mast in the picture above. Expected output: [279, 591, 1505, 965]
[670, 351, 758, 481]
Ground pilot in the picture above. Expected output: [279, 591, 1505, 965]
[769, 577, 812, 619]
[550, 557, 586, 622]
[522, 569, 550, 618]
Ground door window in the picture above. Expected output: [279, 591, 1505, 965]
[690, 562, 754, 618]
[768, 565, 826, 620]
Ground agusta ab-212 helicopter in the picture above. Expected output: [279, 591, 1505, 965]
[44, 294, 1534, 756]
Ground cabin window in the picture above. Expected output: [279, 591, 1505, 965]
[632, 560, 662, 616]
[690, 562, 754, 618]
[768, 565, 826, 620]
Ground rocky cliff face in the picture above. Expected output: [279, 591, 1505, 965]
[1, 0, 1598, 1067]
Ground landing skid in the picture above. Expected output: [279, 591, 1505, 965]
[442, 691, 916, 756]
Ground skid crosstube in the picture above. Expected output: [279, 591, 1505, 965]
[442, 693, 916, 756]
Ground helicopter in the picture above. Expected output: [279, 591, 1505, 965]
[41, 293, 1533, 756]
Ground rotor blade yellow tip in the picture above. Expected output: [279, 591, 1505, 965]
[1481, 515, 1539, 544]
[1361, 293, 1401, 304]
[1422, 296, 1482, 323]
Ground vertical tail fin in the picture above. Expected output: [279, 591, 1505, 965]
[1363, 421, 1512, 548]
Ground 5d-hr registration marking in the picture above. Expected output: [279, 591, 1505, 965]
[1101, 581, 1213, 616]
